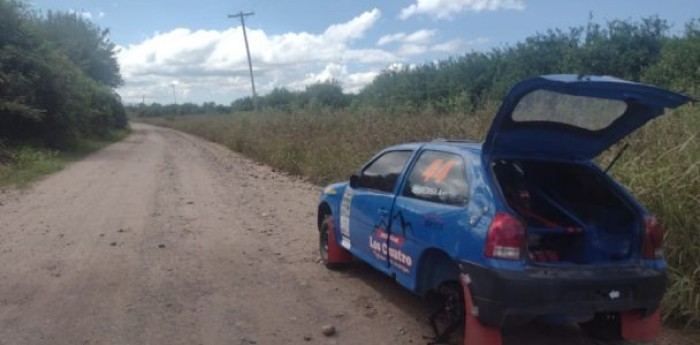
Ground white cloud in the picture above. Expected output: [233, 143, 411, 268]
[117, 9, 395, 103]
[377, 29, 436, 47]
[400, 0, 525, 20]
[324, 9, 381, 41]
[404, 29, 437, 43]
[344, 71, 381, 93]
[291, 63, 347, 88]
[377, 33, 407, 46]
[387, 63, 406, 72]
[377, 29, 441, 56]
[68, 9, 106, 21]
[69, 9, 93, 20]
[431, 36, 489, 53]
[383, 63, 420, 74]
[289, 63, 379, 93]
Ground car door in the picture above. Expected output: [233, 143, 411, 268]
[390, 150, 470, 291]
[345, 150, 413, 274]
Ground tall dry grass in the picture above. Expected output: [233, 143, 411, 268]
[142, 104, 699, 327]
[144, 107, 495, 183]
[604, 105, 700, 327]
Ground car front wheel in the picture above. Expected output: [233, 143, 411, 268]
[319, 216, 342, 270]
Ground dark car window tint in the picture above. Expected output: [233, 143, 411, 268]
[403, 151, 468, 206]
[358, 151, 412, 193]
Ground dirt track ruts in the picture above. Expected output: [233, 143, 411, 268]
[0, 123, 696, 345]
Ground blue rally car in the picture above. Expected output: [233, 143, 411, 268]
[317, 75, 691, 344]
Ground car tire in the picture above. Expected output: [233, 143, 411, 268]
[319, 216, 343, 270]
[426, 282, 466, 343]
[439, 282, 466, 327]
[579, 312, 622, 341]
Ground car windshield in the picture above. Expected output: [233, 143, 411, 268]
[511, 89, 628, 131]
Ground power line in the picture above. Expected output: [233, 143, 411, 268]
[227, 11, 257, 111]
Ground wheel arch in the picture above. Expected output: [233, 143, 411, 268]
[318, 202, 333, 231]
[416, 248, 461, 295]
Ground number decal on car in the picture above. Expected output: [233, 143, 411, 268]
[421, 159, 458, 183]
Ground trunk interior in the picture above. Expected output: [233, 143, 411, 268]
[492, 159, 641, 265]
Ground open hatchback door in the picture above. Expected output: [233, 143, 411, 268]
[483, 74, 692, 160]
[485, 75, 692, 266]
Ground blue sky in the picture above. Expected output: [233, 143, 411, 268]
[28, 0, 700, 104]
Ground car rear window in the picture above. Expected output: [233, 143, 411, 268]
[511, 89, 628, 131]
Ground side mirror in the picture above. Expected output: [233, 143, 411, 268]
[349, 174, 360, 189]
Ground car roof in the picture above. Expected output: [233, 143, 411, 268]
[384, 140, 483, 153]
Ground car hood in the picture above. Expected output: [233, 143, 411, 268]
[321, 182, 349, 196]
[483, 75, 692, 160]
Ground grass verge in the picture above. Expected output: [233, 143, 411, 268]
[0, 128, 131, 188]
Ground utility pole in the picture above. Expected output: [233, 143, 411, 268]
[171, 84, 178, 105]
[227, 11, 257, 111]
[171, 83, 178, 115]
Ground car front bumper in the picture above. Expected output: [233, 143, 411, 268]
[459, 262, 666, 328]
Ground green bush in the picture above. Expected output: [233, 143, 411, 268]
[0, 0, 126, 149]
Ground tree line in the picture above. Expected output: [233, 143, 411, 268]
[133, 15, 699, 117]
[133, 80, 350, 117]
[358, 16, 699, 113]
[0, 0, 126, 148]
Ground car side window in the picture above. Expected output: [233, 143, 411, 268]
[357, 150, 412, 193]
[402, 150, 469, 206]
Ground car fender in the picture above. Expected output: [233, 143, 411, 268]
[318, 182, 349, 231]
[415, 247, 461, 295]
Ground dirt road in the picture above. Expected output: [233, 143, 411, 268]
[0, 123, 696, 345]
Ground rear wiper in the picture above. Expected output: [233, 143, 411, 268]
[605, 143, 629, 173]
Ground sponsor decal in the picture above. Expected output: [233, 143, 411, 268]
[373, 228, 405, 246]
[411, 183, 463, 205]
[368, 228, 413, 274]
[422, 214, 445, 231]
[411, 184, 446, 198]
[339, 188, 353, 249]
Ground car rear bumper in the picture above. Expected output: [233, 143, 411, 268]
[459, 262, 666, 328]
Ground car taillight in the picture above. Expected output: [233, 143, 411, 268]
[485, 213, 525, 260]
[643, 216, 664, 260]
